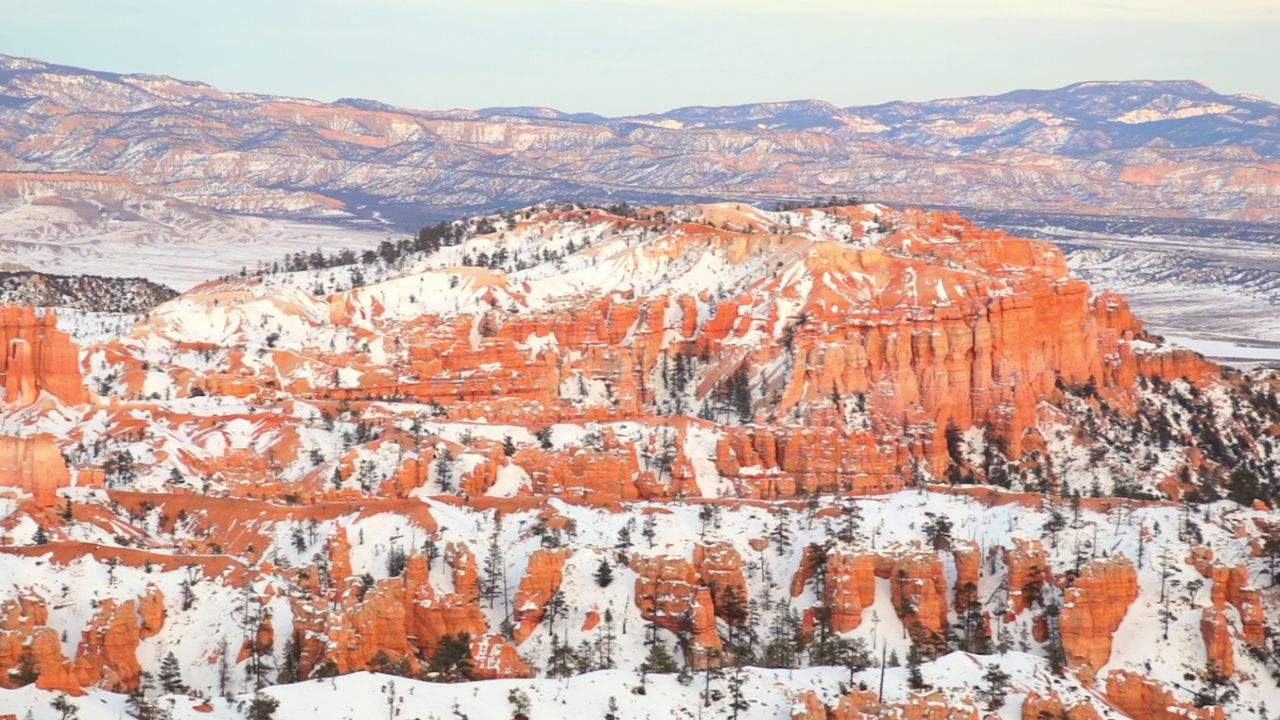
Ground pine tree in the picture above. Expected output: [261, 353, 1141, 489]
[1042, 508, 1066, 549]
[977, 664, 1011, 710]
[158, 651, 187, 694]
[729, 363, 753, 423]
[545, 590, 568, 637]
[1044, 602, 1068, 675]
[639, 640, 679, 678]
[125, 671, 160, 720]
[50, 694, 79, 720]
[642, 515, 657, 547]
[246, 692, 280, 720]
[770, 509, 793, 556]
[906, 643, 926, 690]
[11, 651, 38, 685]
[594, 557, 615, 588]
[31, 525, 49, 546]
[427, 633, 475, 682]
[546, 634, 579, 678]
[385, 545, 408, 577]
[837, 498, 863, 543]
[615, 518, 635, 560]
[921, 513, 952, 550]
[482, 527, 504, 608]
[180, 577, 196, 611]
[727, 664, 750, 719]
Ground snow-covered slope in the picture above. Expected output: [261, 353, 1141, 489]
[0, 202, 1278, 720]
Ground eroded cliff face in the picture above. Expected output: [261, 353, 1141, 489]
[78, 203, 1227, 509]
[0, 202, 1276, 718]
[1059, 556, 1139, 676]
[0, 306, 87, 407]
[0, 434, 70, 507]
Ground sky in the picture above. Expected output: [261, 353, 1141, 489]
[1, 0, 1276, 115]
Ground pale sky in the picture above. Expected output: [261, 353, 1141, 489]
[1, 0, 1275, 115]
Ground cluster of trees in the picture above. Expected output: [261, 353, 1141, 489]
[772, 196, 863, 211]
[933, 371, 1280, 510]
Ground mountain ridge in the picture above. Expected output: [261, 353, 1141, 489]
[3, 51, 1279, 228]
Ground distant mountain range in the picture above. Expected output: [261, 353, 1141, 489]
[2, 52, 1279, 226]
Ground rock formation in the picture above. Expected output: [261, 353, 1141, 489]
[0, 306, 87, 407]
[1106, 671, 1226, 720]
[512, 548, 571, 644]
[1200, 606, 1234, 677]
[1060, 556, 1138, 675]
[1003, 538, 1048, 618]
[631, 554, 722, 661]
[0, 433, 70, 507]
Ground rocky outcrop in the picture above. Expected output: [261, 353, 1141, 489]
[1105, 671, 1226, 720]
[512, 548, 571, 644]
[817, 552, 878, 634]
[0, 306, 87, 406]
[631, 555, 722, 659]
[0, 433, 70, 507]
[0, 595, 73, 692]
[75, 598, 144, 690]
[445, 542, 480, 603]
[877, 552, 948, 647]
[469, 633, 534, 680]
[1060, 556, 1138, 675]
[693, 541, 748, 622]
[952, 541, 981, 612]
[1200, 607, 1234, 677]
[1021, 691, 1102, 720]
[1003, 538, 1048, 618]
[821, 689, 981, 720]
[137, 585, 165, 640]
[1203, 563, 1265, 647]
[293, 550, 494, 679]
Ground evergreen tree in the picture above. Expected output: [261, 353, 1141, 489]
[838, 637, 872, 684]
[546, 634, 579, 678]
[246, 692, 280, 720]
[158, 651, 187, 694]
[977, 664, 1011, 710]
[837, 498, 864, 543]
[31, 525, 49, 546]
[921, 513, 953, 551]
[385, 545, 408, 577]
[1042, 508, 1067, 550]
[594, 557, 615, 588]
[180, 578, 196, 611]
[427, 633, 475, 682]
[481, 527, 505, 609]
[50, 694, 79, 720]
[726, 665, 749, 719]
[906, 644, 926, 690]
[727, 363, 753, 423]
[125, 671, 160, 720]
[545, 590, 568, 636]
[639, 640, 679, 679]
[11, 651, 38, 685]
[770, 509, 793, 556]
[277, 634, 301, 684]
[1044, 602, 1068, 675]
[641, 515, 657, 547]
[615, 518, 635, 560]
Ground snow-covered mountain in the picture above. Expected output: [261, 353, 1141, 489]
[0, 172, 392, 291]
[2, 53, 1279, 225]
[0, 202, 1277, 719]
